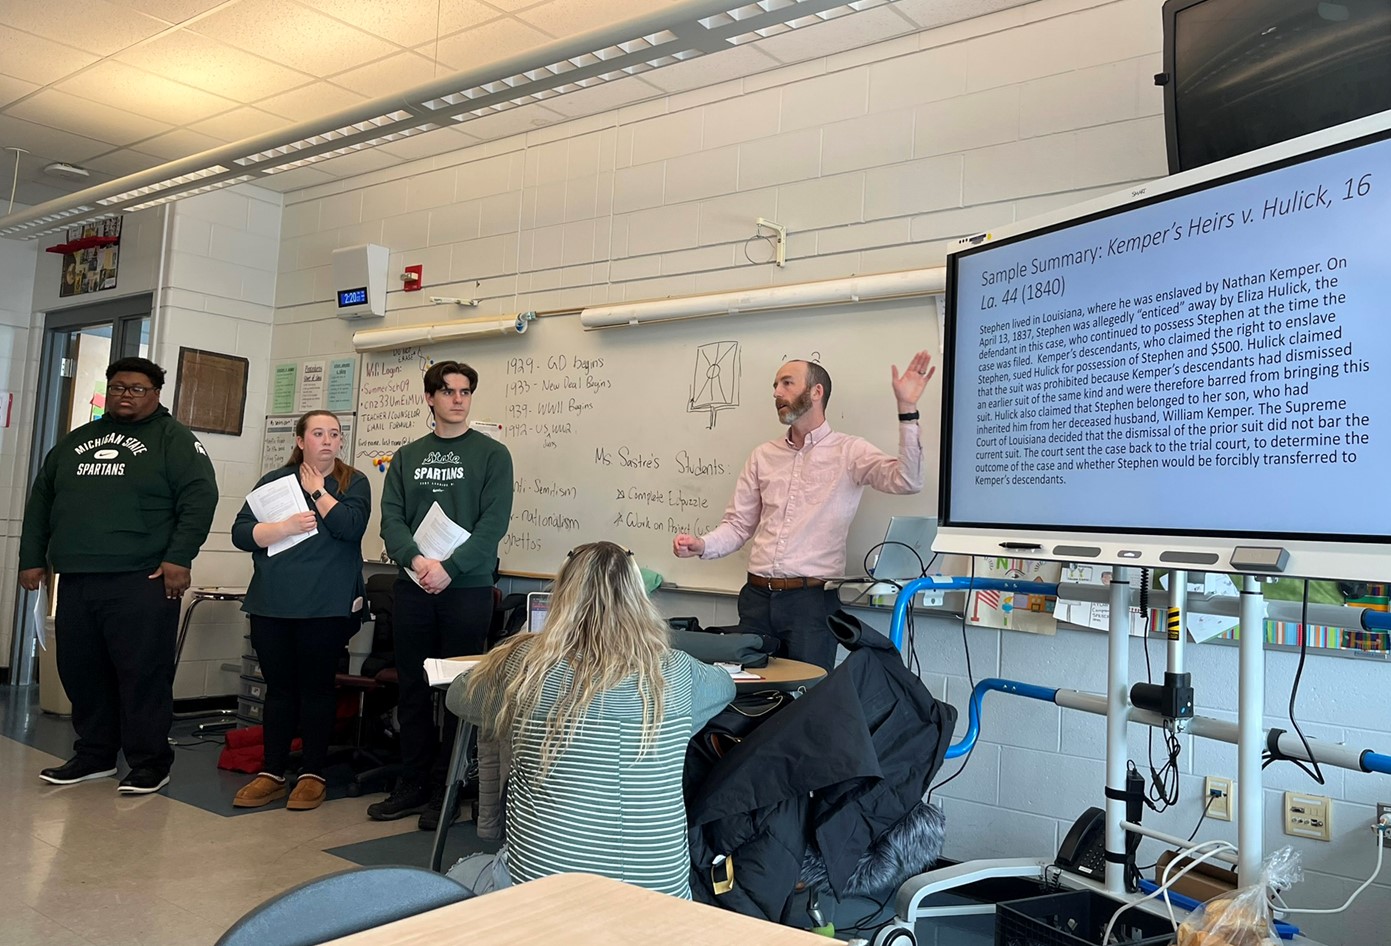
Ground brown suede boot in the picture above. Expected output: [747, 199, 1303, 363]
[233, 773, 288, 808]
[287, 774, 327, 811]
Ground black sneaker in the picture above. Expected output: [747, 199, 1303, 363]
[366, 780, 430, 821]
[39, 757, 117, 785]
[417, 782, 462, 832]
[117, 768, 171, 795]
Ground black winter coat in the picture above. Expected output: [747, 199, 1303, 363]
[687, 625, 957, 922]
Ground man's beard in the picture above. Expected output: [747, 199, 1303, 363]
[777, 388, 812, 425]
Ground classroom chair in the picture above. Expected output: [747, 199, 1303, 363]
[213, 865, 469, 946]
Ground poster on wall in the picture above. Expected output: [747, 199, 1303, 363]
[965, 557, 1060, 635]
[260, 413, 356, 476]
[58, 218, 122, 297]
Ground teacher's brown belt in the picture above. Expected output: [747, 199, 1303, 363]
[747, 574, 827, 591]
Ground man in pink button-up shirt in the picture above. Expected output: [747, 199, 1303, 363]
[673, 351, 934, 669]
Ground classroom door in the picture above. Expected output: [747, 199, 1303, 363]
[8, 297, 151, 685]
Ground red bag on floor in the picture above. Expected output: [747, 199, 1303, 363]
[217, 726, 301, 774]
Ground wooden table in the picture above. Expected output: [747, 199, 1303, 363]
[323, 872, 830, 945]
[737, 656, 826, 693]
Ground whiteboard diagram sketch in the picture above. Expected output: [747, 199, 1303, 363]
[688, 341, 740, 428]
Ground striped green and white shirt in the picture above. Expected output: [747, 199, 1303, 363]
[451, 639, 734, 898]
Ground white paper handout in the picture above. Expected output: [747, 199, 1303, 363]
[31, 586, 49, 651]
[246, 476, 317, 556]
[408, 502, 471, 588]
[424, 657, 479, 686]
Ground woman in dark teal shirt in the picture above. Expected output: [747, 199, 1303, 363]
[230, 410, 370, 811]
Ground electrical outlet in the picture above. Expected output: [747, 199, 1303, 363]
[1377, 803, 1391, 848]
[1205, 776, 1234, 821]
[1283, 791, 1332, 841]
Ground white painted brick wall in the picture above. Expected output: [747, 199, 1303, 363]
[253, 2, 1390, 941]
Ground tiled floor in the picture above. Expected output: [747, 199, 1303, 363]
[0, 688, 420, 946]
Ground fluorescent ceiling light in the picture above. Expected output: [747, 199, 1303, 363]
[579, 267, 945, 329]
[352, 313, 536, 351]
[0, 0, 898, 240]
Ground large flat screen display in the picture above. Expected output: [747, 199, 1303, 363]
[1163, 0, 1391, 173]
[938, 111, 1391, 581]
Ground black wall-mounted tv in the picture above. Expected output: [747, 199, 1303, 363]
[1161, 0, 1391, 173]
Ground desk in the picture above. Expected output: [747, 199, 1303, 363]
[737, 656, 826, 694]
[323, 871, 829, 945]
[428, 656, 827, 872]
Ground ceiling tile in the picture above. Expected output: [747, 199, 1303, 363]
[0, 26, 101, 86]
[0, 115, 116, 163]
[296, 0, 500, 49]
[0, 0, 172, 57]
[515, 0, 656, 41]
[255, 81, 368, 121]
[189, 107, 291, 141]
[428, 18, 552, 71]
[80, 148, 172, 179]
[53, 61, 240, 125]
[116, 29, 315, 101]
[6, 90, 175, 148]
[188, 0, 403, 76]
[120, 0, 231, 24]
[330, 51, 441, 97]
[891, 0, 1030, 30]
[0, 74, 40, 109]
[130, 128, 229, 161]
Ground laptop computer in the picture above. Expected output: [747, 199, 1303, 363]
[869, 516, 939, 585]
[526, 592, 551, 633]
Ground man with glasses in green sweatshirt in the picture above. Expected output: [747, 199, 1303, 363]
[19, 356, 218, 795]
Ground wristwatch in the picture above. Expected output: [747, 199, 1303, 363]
[898, 411, 920, 422]
[310, 489, 324, 501]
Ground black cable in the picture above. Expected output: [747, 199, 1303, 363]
[1264, 580, 1326, 784]
[1134, 568, 1177, 814]
[960, 556, 977, 689]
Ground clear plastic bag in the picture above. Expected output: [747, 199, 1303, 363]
[1177, 847, 1302, 946]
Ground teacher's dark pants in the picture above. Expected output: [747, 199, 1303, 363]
[735, 583, 842, 671]
[393, 579, 493, 785]
[55, 571, 180, 774]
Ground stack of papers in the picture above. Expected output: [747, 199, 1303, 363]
[409, 502, 470, 588]
[423, 657, 479, 686]
[245, 476, 317, 556]
[716, 662, 762, 681]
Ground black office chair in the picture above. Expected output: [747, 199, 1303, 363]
[343, 573, 404, 797]
[214, 865, 469, 946]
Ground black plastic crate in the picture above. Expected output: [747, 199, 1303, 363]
[996, 890, 1175, 946]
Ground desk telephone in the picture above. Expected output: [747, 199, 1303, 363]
[1055, 806, 1106, 879]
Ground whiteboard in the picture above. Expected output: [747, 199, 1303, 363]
[353, 299, 940, 592]
[261, 413, 356, 477]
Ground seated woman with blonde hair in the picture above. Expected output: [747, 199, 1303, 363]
[446, 541, 735, 897]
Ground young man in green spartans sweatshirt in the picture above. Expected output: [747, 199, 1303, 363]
[19, 357, 218, 795]
[367, 360, 513, 829]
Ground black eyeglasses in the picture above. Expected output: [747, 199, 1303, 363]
[107, 384, 154, 397]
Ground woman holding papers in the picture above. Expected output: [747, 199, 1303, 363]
[230, 410, 370, 811]
[446, 541, 735, 898]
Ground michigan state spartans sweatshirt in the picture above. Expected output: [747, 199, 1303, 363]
[20, 406, 219, 574]
[380, 429, 513, 587]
